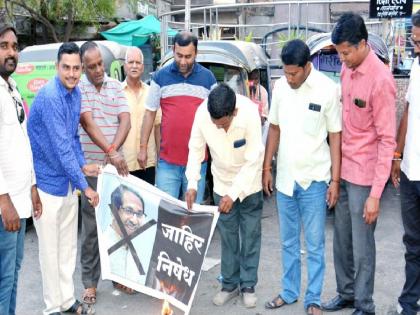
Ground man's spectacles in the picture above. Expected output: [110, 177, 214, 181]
[409, 37, 420, 48]
[120, 206, 144, 218]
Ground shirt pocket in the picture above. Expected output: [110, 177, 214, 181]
[303, 105, 322, 136]
[349, 98, 373, 130]
[230, 127, 247, 166]
[232, 142, 246, 166]
[2, 103, 19, 126]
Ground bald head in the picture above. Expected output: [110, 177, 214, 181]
[124, 47, 144, 81]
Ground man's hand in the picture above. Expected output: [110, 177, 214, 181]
[363, 196, 380, 224]
[84, 187, 99, 208]
[391, 160, 401, 188]
[262, 169, 274, 196]
[0, 194, 20, 232]
[218, 195, 234, 213]
[185, 189, 197, 210]
[108, 152, 129, 176]
[137, 147, 148, 169]
[326, 181, 340, 209]
[82, 164, 101, 177]
[31, 185, 42, 220]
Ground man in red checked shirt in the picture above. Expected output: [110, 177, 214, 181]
[321, 13, 396, 315]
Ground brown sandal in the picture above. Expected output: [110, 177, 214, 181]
[112, 281, 137, 295]
[82, 288, 96, 305]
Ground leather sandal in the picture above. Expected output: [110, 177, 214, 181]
[82, 288, 96, 305]
[265, 295, 297, 309]
[63, 300, 87, 314]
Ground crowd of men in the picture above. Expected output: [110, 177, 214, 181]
[0, 9, 419, 315]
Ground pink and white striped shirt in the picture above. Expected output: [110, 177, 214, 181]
[79, 74, 129, 164]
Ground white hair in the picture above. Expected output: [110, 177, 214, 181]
[124, 46, 144, 63]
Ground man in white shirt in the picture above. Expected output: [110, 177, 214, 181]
[0, 23, 42, 315]
[262, 39, 341, 315]
[186, 83, 264, 309]
[391, 10, 420, 315]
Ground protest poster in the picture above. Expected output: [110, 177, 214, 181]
[96, 165, 219, 314]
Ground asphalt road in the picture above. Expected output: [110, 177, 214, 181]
[17, 183, 406, 315]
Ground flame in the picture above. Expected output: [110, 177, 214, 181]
[161, 299, 173, 315]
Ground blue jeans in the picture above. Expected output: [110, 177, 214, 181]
[276, 181, 327, 309]
[0, 218, 26, 315]
[156, 159, 207, 203]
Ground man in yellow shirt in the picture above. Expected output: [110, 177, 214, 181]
[122, 47, 161, 184]
[186, 83, 264, 309]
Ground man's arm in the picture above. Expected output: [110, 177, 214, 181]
[185, 107, 207, 210]
[0, 168, 20, 231]
[327, 132, 341, 208]
[391, 102, 409, 187]
[112, 86, 131, 150]
[80, 112, 110, 152]
[138, 109, 157, 168]
[154, 124, 161, 159]
[364, 79, 397, 224]
[262, 124, 280, 196]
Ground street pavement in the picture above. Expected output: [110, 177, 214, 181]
[17, 183, 406, 315]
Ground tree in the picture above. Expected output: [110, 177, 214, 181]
[4, 0, 115, 42]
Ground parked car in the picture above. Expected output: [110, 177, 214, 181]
[12, 40, 129, 107]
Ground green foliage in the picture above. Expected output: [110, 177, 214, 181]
[7, 0, 116, 42]
[277, 29, 305, 48]
[244, 31, 253, 42]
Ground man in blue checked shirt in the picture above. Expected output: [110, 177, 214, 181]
[28, 42, 99, 315]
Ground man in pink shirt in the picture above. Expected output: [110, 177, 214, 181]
[321, 13, 396, 315]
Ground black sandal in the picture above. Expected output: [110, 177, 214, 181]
[63, 300, 87, 315]
[265, 295, 297, 309]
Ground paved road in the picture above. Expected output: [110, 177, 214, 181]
[17, 183, 406, 315]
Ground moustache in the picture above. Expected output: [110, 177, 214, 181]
[124, 221, 140, 229]
[5, 57, 17, 65]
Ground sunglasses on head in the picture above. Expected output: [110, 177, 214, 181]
[8, 85, 25, 124]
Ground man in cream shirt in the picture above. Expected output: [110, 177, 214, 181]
[122, 47, 161, 184]
[263, 39, 341, 315]
[186, 83, 264, 309]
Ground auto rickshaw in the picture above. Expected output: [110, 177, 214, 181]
[12, 40, 129, 107]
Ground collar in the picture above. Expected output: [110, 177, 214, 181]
[122, 79, 144, 89]
[81, 73, 110, 88]
[352, 47, 376, 75]
[302, 64, 317, 89]
[0, 75, 16, 90]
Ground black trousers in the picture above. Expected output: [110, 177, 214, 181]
[130, 167, 156, 185]
[398, 171, 420, 315]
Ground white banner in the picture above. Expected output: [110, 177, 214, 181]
[96, 165, 219, 314]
